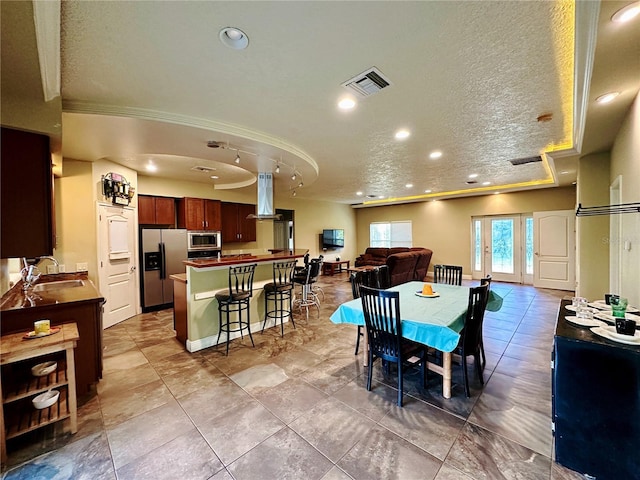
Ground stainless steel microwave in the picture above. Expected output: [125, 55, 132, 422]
[187, 230, 221, 251]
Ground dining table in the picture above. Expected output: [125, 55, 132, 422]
[329, 280, 502, 399]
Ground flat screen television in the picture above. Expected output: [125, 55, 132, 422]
[322, 229, 344, 248]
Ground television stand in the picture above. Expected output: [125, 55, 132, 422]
[322, 260, 350, 276]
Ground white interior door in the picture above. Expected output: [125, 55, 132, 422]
[533, 210, 575, 290]
[98, 204, 138, 328]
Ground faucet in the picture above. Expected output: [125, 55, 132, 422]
[20, 258, 41, 291]
[36, 256, 59, 267]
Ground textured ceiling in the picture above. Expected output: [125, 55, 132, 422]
[3, 1, 640, 205]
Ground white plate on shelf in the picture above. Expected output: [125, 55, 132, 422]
[565, 316, 607, 328]
[594, 311, 640, 324]
[590, 325, 640, 345]
[415, 291, 440, 298]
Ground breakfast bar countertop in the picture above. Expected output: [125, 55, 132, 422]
[183, 249, 308, 268]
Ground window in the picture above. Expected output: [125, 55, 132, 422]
[370, 221, 412, 248]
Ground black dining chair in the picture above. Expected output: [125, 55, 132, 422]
[310, 255, 325, 303]
[262, 260, 297, 336]
[433, 264, 463, 286]
[372, 265, 391, 289]
[350, 269, 375, 355]
[215, 263, 258, 355]
[454, 283, 490, 397]
[478, 274, 492, 369]
[359, 285, 427, 407]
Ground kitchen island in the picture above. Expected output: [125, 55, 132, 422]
[176, 250, 308, 352]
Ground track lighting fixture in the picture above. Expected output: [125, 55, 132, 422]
[275, 164, 280, 174]
[291, 173, 297, 181]
[234, 153, 241, 164]
[292, 190, 297, 197]
[298, 181, 303, 188]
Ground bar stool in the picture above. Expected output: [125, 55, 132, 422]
[215, 263, 257, 355]
[293, 259, 322, 319]
[262, 260, 297, 336]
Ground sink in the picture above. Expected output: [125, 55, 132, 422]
[33, 280, 85, 292]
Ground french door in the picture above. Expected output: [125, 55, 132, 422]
[472, 214, 533, 283]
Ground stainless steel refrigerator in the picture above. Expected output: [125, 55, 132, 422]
[141, 228, 187, 312]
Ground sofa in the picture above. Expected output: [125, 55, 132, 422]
[355, 247, 433, 286]
[354, 247, 412, 267]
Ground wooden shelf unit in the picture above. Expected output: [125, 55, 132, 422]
[0, 323, 79, 464]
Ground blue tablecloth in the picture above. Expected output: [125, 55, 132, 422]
[330, 281, 470, 352]
[330, 280, 504, 353]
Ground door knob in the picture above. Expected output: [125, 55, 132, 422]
[130, 265, 136, 273]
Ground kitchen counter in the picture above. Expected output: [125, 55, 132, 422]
[179, 249, 308, 352]
[0, 273, 105, 398]
[183, 249, 308, 269]
[0, 273, 103, 311]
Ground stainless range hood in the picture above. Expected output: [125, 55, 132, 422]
[246, 172, 282, 220]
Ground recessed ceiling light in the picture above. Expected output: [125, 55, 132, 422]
[424, 189, 432, 193]
[146, 164, 157, 172]
[394, 129, 410, 140]
[378, 195, 385, 199]
[429, 150, 442, 159]
[494, 192, 501, 195]
[482, 181, 491, 186]
[405, 183, 413, 188]
[338, 98, 356, 110]
[468, 173, 478, 179]
[612, 1, 640, 22]
[219, 27, 249, 50]
[210, 175, 219, 179]
[560, 170, 569, 175]
[356, 191, 363, 196]
[596, 92, 620, 104]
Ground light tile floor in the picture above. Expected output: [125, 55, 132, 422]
[2, 276, 588, 480]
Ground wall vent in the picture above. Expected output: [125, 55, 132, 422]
[341, 67, 392, 98]
[509, 155, 542, 166]
[191, 166, 216, 173]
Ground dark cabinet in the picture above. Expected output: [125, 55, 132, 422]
[177, 197, 221, 231]
[1, 127, 54, 258]
[221, 202, 256, 243]
[138, 195, 175, 225]
[553, 298, 640, 479]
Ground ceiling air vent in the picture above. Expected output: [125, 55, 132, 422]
[341, 67, 392, 98]
[509, 155, 542, 166]
[191, 166, 216, 173]
[466, 180, 478, 185]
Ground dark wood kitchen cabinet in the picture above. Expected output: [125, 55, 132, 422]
[177, 197, 221, 231]
[1, 127, 54, 258]
[138, 195, 176, 225]
[221, 202, 256, 243]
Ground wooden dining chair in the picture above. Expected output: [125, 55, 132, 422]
[350, 270, 375, 355]
[455, 283, 490, 397]
[359, 285, 427, 407]
[433, 264, 463, 286]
